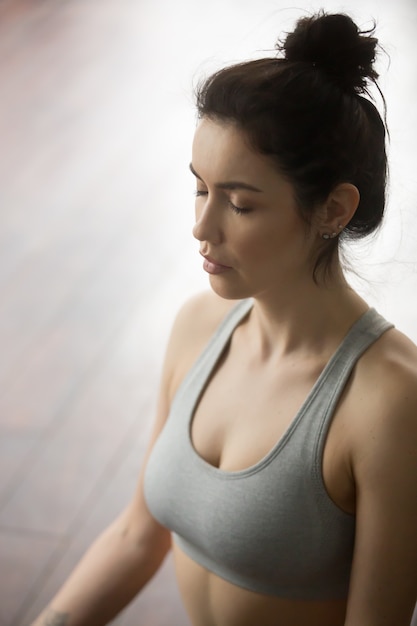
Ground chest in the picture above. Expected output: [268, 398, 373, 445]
[144, 321, 361, 598]
[191, 347, 356, 513]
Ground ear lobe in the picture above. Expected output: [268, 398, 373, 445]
[326, 183, 360, 227]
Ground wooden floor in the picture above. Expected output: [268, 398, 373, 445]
[1, 1, 416, 625]
[0, 1, 198, 624]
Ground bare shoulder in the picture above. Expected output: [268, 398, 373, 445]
[172, 290, 237, 339]
[357, 325, 417, 414]
[344, 327, 417, 625]
[164, 291, 238, 402]
[349, 324, 417, 468]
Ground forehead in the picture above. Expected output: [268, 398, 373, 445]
[193, 117, 249, 155]
[192, 117, 279, 183]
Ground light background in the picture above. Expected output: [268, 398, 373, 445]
[113, 0, 417, 340]
[0, 1, 416, 625]
[128, 0, 417, 333]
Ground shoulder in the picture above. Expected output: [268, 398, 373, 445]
[354, 325, 417, 422]
[349, 324, 417, 478]
[343, 326, 417, 625]
[168, 290, 239, 357]
[163, 291, 239, 403]
[171, 289, 238, 335]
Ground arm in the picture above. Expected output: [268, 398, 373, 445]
[31, 500, 171, 626]
[344, 359, 417, 626]
[31, 382, 172, 626]
[31, 290, 230, 626]
[31, 293, 211, 626]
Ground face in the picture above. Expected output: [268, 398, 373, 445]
[191, 117, 320, 301]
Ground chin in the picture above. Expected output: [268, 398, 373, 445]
[209, 276, 253, 301]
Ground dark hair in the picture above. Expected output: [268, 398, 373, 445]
[195, 11, 388, 279]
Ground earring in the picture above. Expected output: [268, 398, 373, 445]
[322, 224, 344, 239]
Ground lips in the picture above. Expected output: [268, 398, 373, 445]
[200, 251, 232, 275]
[200, 252, 231, 268]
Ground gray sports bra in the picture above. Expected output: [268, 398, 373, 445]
[144, 300, 393, 600]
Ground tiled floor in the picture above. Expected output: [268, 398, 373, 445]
[1, 1, 416, 625]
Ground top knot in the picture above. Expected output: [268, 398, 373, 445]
[278, 12, 380, 94]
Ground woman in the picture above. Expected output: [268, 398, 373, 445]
[33, 11, 417, 626]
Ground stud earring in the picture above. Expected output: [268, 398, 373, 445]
[322, 224, 344, 239]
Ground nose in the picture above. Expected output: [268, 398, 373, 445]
[192, 196, 223, 244]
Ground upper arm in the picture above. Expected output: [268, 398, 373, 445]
[345, 360, 417, 626]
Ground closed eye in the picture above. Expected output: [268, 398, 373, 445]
[228, 200, 252, 215]
[194, 190, 251, 215]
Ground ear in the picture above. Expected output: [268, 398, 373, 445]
[320, 183, 360, 233]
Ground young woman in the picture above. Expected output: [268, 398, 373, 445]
[33, 12, 417, 626]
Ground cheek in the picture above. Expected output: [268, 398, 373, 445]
[246, 222, 310, 269]
[233, 230, 281, 275]
[246, 222, 290, 254]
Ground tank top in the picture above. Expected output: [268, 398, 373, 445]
[144, 299, 393, 600]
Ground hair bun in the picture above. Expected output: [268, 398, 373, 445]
[279, 12, 379, 93]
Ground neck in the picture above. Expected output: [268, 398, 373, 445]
[245, 267, 368, 361]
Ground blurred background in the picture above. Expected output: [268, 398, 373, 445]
[0, 0, 416, 625]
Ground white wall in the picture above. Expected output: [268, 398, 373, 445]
[139, 0, 417, 339]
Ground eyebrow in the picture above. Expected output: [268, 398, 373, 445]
[189, 163, 263, 193]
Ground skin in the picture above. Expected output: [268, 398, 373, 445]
[43, 611, 69, 626]
[173, 118, 417, 625]
[33, 118, 417, 626]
